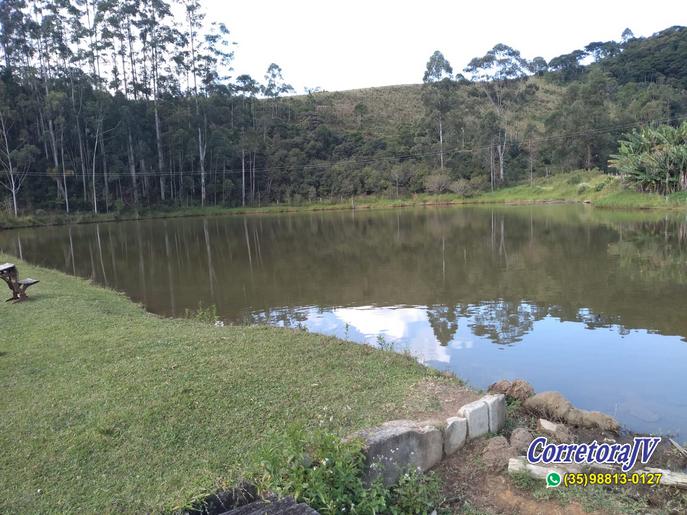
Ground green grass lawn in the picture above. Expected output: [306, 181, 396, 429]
[0, 256, 436, 513]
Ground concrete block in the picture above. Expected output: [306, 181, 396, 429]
[483, 394, 506, 433]
[353, 420, 443, 487]
[444, 416, 467, 455]
[457, 400, 489, 440]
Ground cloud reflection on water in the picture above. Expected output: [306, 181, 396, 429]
[253, 301, 687, 442]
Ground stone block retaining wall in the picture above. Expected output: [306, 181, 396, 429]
[350, 394, 506, 486]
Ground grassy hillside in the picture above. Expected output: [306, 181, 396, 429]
[0, 256, 444, 512]
[308, 84, 424, 132]
[295, 76, 565, 137]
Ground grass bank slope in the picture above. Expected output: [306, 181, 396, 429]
[476, 171, 687, 209]
[0, 256, 436, 513]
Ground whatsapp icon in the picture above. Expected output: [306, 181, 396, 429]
[546, 471, 562, 488]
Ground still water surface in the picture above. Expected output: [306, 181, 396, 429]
[2, 205, 687, 440]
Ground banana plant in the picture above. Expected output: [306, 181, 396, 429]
[609, 121, 687, 194]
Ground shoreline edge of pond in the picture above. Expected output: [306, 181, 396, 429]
[4, 170, 687, 230]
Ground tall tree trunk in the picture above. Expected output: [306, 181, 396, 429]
[241, 146, 246, 207]
[438, 115, 444, 170]
[198, 126, 206, 206]
[496, 129, 507, 182]
[528, 139, 534, 186]
[0, 112, 18, 215]
[497, 144, 505, 182]
[251, 151, 256, 203]
[100, 128, 109, 211]
[154, 103, 165, 201]
[586, 143, 592, 170]
[91, 120, 101, 214]
[128, 130, 138, 205]
[11, 177, 18, 216]
[75, 117, 87, 201]
[489, 143, 495, 192]
[60, 130, 69, 213]
[138, 141, 147, 203]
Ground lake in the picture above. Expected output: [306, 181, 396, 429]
[3, 205, 687, 441]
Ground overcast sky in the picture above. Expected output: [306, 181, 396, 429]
[205, 0, 686, 93]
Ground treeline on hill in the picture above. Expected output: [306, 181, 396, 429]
[0, 1, 686, 216]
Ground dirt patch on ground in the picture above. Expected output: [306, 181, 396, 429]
[435, 438, 598, 514]
[400, 376, 480, 421]
[489, 476, 595, 515]
[435, 403, 687, 514]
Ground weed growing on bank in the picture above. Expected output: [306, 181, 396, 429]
[251, 429, 443, 514]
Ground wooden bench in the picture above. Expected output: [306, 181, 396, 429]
[0, 263, 39, 302]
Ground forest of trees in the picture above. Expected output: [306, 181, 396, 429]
[1, 0, 686, 216]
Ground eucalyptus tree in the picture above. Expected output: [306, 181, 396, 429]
[235, 73, 261, 205]
[465, 44, 529, 183]
[0, 83, 39, 214]
[529, 56, 548, 75]
[548, 49, 587, 81]
[585, 41, 621, 62]
[64, 0, 93, 203]
[69, 0, 110, 212]
[201, 22, 235, 203]
[422, 50, 455, 170]
[137, 0, 177, 201]
[182, 0, 212, 204]
[263, 63, 293, 118]
[0, 0, 31, 72]
[621, 28, 635, 43]
[98, 0, 142, 204]
[29, 0, 75, 208]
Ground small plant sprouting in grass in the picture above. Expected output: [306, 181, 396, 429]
[184, 301, 220, 324]
[510, 471, 541, 492]
[498, 398, 523, 436]
[389, 468, 443, 514]
[376, 334, 395, 352]
[400, 344, 418, 362]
